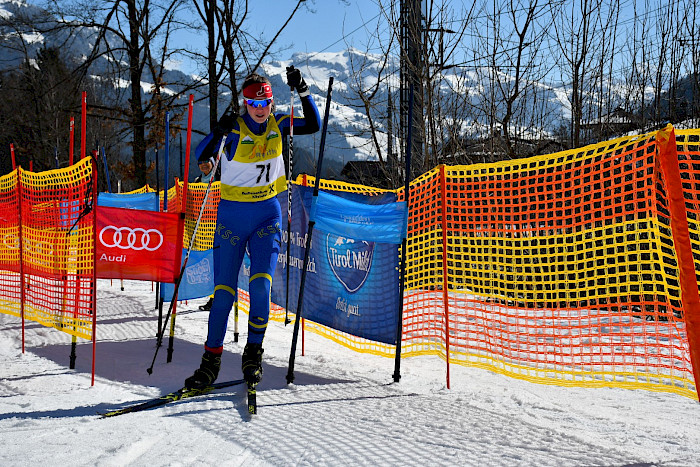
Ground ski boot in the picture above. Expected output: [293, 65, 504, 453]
[242, 343, 264, 384]
[199, 297, 214, 311]
[184, 350, 221, 390]
[242, 343, 263, 414]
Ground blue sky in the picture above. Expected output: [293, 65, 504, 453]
[249, 0, 383, 54]
[173, 0, 385, 75]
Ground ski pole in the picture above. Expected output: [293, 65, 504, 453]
[147, 134, 228, 375]
[285, 85, 295, 325]
[393, 85, 414, 383]
[286, 76, 334, 385]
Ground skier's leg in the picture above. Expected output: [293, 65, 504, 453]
[246, 207, 282, 345]
[242, 199, 281, 383]
[204, 204, 248, 351]
[185, 201, 248, 389]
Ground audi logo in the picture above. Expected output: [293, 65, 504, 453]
[99, 226, 164, 251]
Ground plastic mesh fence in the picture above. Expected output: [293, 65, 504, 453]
[0, 170, 20, 316]
[0, 157, 96, 339]
[283, 129, 698, 399]
[676, 130, 700, 283]
[176, 180, 220, 251]
[135, 127, 700, 399]
[400, 129, 696, 398]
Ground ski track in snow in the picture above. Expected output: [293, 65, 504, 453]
[0, 279, 699, 466]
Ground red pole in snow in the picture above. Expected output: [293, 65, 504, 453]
[90, 155, 98, 386]
[69, 117, 75, 165]
[17, 169, 25, 353]
[657, 125, 700, 400]
[10, 143, 16, 170]
[81, 92, 87, 159]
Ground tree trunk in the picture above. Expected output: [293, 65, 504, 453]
[206, 0, 217, 129]
[128, 0, 147, 187]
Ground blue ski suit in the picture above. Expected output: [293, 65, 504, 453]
[195, 95, 320, 350]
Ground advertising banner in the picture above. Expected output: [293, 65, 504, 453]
[96, 206, 183, 282]
[97, 192, 159, 211]
[160, 248, 214, 301]
[239, 186, 403, 345]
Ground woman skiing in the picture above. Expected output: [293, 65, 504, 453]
[185, 66, 320, 389]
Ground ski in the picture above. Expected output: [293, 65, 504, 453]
[99, 379, 246, 418]
[247, 382, 257, 415]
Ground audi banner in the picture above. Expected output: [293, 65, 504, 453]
[96, 206, 183, 282]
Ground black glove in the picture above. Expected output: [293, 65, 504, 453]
[213, 107, 238, 138]
[286, 66, 309, 96]
[201, 108, 238, 160]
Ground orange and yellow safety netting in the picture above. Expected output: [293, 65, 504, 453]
[297, 126, 700, 400]
[0, 157, 96, 339]
[4, 126, 700, 401]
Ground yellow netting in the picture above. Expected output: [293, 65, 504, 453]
[675, 130, 700, 282]
[0, 157, 96, 339]
[276, 129, 698, 400]
[26, 126, 696, 399]
[392, 129, 696, 398]
[178, 181, 220, 251]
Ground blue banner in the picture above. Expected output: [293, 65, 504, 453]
[310, 191, 407, 244]
[58, 199, 81, 230]
[238, 185, 402, 345]
[97, 192, 159, 211]
[160, 248, 214, 301]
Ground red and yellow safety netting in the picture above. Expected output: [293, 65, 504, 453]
[154, 126, 700, 399]
[292, 126, 700, 400]
[0, 157, 96, 340]
[8, 125, 700, 400]
[135, 180, 219, 252]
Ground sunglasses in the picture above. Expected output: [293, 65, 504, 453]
[245, 98, 272, 108]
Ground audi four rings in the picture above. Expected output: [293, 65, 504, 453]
[99, 226, 164, 251]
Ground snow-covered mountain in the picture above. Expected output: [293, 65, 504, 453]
[0, 1, 401, 178]
[0, 1, 572, 180]
[2, 0, 674, 187]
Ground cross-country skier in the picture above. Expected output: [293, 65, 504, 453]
[185, 66, 321, 389]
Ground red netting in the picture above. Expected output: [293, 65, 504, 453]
[0, 157, 96, 339]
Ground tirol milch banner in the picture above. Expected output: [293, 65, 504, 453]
[96, 206, 183, 283]
[238, 186, 402, 345]
[160, 248, 214, 302]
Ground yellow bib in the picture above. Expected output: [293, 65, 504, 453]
[220, 116, 287, 202]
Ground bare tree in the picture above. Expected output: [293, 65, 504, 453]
[189, 0, 306, 128]
[650, 0, 674, 125]
[650, 0, 689, 126]
[548, 0, 600, 148]
[340, 0, 479, 182]
[680, 0, 700, 125]
[619, 1, 652, 131]
[191, 0, 218, 128]
[41, 0, 188, 188]
[340, 3, 400, 187]
[0, 4, 117, 173]
[486, 0, 552, 157]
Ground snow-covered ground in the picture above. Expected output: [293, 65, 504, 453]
[1, 279, 700, 466]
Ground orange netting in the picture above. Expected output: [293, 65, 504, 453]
[0, 157, 96, 339]
[127, 180, 219, 251]
[29, 125, 697, 400]
[177, 181, 220, 251]
[291, 127, 700, 400]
